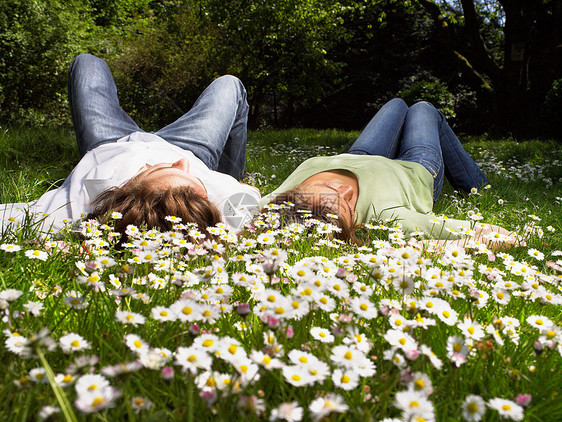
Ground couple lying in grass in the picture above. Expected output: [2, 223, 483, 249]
[0, 54, 517, 251]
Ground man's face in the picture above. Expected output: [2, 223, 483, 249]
[133, 158, 208, 198]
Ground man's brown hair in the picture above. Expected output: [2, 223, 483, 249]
[89, 180, 221, 237]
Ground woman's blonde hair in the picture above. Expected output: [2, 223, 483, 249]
[262, 187, 360, 244]
[89, 179, 221, 237]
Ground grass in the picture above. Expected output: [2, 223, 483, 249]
[0, 125, 561, 421]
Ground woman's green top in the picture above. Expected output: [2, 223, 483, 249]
[259, 154, 472, 239]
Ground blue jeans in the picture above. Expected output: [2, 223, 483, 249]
[68, 54, 249, 180]
[348, 98, 487, 202]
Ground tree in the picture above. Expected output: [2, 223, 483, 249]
[415, 0, 561, 137]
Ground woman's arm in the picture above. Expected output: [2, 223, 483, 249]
[407, 223, 523, 253]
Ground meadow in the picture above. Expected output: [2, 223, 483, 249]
[0, 126, 560, 421]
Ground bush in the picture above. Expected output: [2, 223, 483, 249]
[0, 0, 96, 126]
[397, 79, 456, 120]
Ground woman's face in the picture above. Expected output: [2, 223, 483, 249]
[133, 158, 208, 198]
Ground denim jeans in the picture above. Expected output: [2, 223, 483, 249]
[68, 54, 249, 180]
[348, 98, 487, 202]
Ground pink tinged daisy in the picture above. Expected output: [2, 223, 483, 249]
[488, 398, 524, 421]
[462, 395, 486, 421]
[270, 402, 303, 422]
[282, 365, 315, 387]
[59, 333, 91, 353]
[384, 329, 418, 352]
[446, 335, 469, 367]
[308, 393, 349, 421]
[526, 315, 553, 330]
[115, 310, 146, 326]
[310, 326, 334, 343]
[331, 368, 359, 391]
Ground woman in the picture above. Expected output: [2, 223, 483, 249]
[260, 99, 515, 249]
[0, 54, 260, 236]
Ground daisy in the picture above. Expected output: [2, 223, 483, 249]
[269, 402, 303, 422]
[249, 350, 284, 369]
[115, 310, 146, 326]
[55, 373, 76, 387]
[461, 395, 486, 421]
[25, 249, 48, 261]
[527, 248, 544, 260]
[488, 398, 524, 421]
[124, 334, 149, 355]
[59, 333, 91, 353]
[193, 333, 221, 353]
[526, 315, 553, 330]
[408, 372, 433, 397]
[282, 365, 315, 387]
[75, 374, 110, 396]
[74, 386, 121, 413]
[349, 297, 378, 319]
[170, 299, 202, 323]
[29, 368, 48, 383]
[384, 329, 418, 352]
[308, 393, 349, 421]
[64, 291, 88, 309]
[150, 306, 176, 322]
[457, 318, 486, 341]
[310, 327, 335, 343]
[174, 346, 213, 375]
[330, 345, 366, 369]
[23, 301, 44, 316]
[0, 288, 23, 301]
[393, 390, 435, 420]
[331, 368, 359, 391]
[0, 243, 21, 252]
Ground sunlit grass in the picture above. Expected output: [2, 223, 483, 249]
[0, 126, 560, 421]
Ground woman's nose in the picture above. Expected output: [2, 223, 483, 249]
[171, 158, 190, 172]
